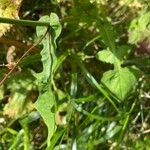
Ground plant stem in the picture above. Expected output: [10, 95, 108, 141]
[0, 17, 50, 27]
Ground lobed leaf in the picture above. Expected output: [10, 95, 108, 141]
[34, 13, 62, 147]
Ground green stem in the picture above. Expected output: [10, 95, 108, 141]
[117, 99, 137, 147]
[0, 17, 50, 26]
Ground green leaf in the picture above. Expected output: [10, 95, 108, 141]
[138, 12, 150, 31]
[97, 44, 139, 101]
[128, 30, 141, 44]
[97, 20, 116, 51]
[36, 15, 49, 37]
[36, 15, 51, 84]
[128, 11, 150, 44]
[96, 48, 118, 65]
[49, 13, 62, 73]
[34, 89, 56, 147]
[34, 13, 62, 147]
[96, 46, 131, 66]
[35, 13, 61, 84]
[101, 67, 139, 100]
[50, 13, 62, 39]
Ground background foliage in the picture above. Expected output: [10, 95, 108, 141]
[0, 0, 150, 149]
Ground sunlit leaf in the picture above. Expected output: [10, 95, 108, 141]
[128, 11, 150, 44]
[101, 67, 140, 100]
[97, 48, 118, 65]
[96, 46, 131, 67]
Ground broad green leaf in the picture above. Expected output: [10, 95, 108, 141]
[34, 89, 56, 147]
[101, 67, 139, 100]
